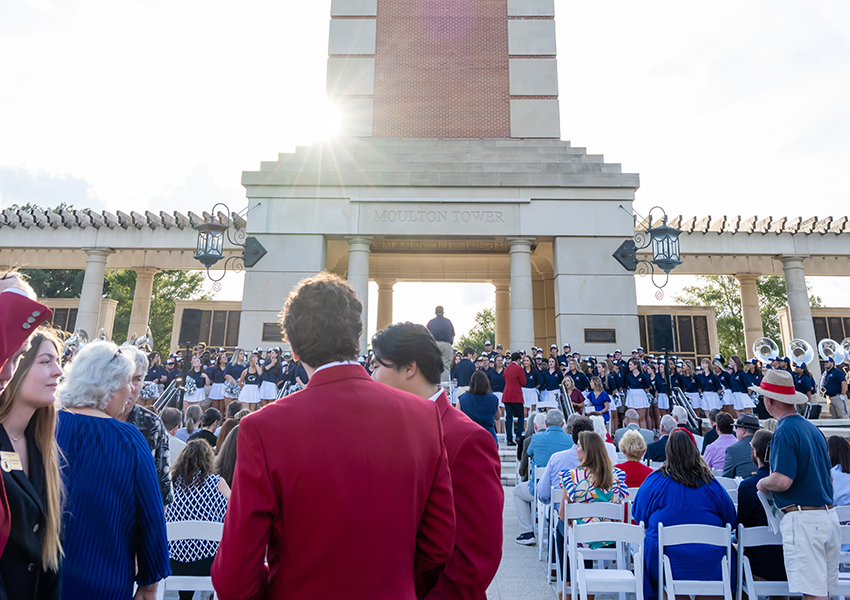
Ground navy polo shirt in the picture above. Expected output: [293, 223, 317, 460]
[823, 367, 846, 397]
[426, 315, 455, 344]
[770, 413, 833, 508]
[454, 358, 475, 386]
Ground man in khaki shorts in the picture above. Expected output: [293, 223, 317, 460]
[754, 369, 840, 600]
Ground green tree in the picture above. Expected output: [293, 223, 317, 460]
[20, 269, 85, 298]
[456, 307, 495, 355]
[675, 275, 821, 359]
[107, 270, 211, 356]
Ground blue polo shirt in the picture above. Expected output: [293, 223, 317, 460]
[527, 426, 573, 494]
[823, 367, 846, 397]
[454, 358, 475, 386]
[770, 413, 833, 509]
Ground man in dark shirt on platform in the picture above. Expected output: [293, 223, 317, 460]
[427, 305, 455, 381]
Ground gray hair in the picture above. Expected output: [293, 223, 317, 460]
[123, 345, 148, 372]
[661, 414, 678, 434]
[534, 412, 548, 430]
[590, 415, 606, 437]
[565, 412, 580, 434]
[709, 408, 720, 423]
[57, 341, 134, 411]
[671, 406, 687, 422]
[545, 409, 564, 427]
[624, 409, 639, 423]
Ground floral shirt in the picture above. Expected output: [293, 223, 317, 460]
[559, 465, 629, 548]
[127, 404, 173, 506]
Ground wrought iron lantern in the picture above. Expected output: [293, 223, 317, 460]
[193, 202, 268, 291]
[612, 206, 683, 299]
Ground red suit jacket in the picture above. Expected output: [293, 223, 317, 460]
[501, 362, 526, 405]
[0, 290, 50, 559]
[417, 391, 504, 600]
[211, 364, 456, 600]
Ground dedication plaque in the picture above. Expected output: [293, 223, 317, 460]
[262, 322, 284, 342]
[584, 328, 616, 344]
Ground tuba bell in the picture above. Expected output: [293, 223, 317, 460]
[136, 327, 154, 353]
[752, 337, 779, 363]
[97, 328, 108, 341]
[819, 338, 848, 366]
[841, 338, 850, 365]
[787, 338, 814, 366]
[62, 329, 89, 361]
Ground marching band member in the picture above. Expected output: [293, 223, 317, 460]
[237, 352, 263, 411]
[714, 360, 735, 415]
[565, 358, 590, 397]
[729, 355, 755, 414]
[223, 348, 246, 404]
[698, 358, 723, 413]
[680, 360, 702, 416]
[259, 348, 281, 407]
[625, 358, 652, 429]
[520, 354, 540, 418]
[538, 356, 563, 410]
[653, 359, 670, 416]
[207, 352, 229, 413]
[794, 361, 816, 403]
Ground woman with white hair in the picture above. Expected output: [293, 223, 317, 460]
[55, 341, 170, 599]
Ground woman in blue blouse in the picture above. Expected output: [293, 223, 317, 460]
[587, 376, 611, 423]
[633, 430, 736, 600]
[458, 371, 500, 446]
[56, 341, 170, 600]
[520, 354, 540, 417]
[538, 357, 564, 409]
[624, 358, 652, 428]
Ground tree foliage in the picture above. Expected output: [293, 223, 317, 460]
[456, 307, 495, 355]
[675, 275, 822, 359]
[20, 269, 85, 298]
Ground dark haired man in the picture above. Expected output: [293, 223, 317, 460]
[426, 305, 455, 381]
[371, 322, 502, 600]
[212, 273, 455, 600]
[454, 347, 476, 396]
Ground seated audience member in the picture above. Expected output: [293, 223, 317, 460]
[56, 341, 170, 599]
[701, 408, 721, 454]
[518, 412, 548, 479]
[458, 370, 500, 446]
[514, 409, 571, 546]
[633, 429, 736, 600]
[215, 400, 244, 454]
[590, 414, 615, 449]
[646, 415, 677, 463]
[536, 416, 596, 513]
[722, 412, 760, 478]
[161, 407, 187, 466]
[613, 409, 654, 448]
[616, 429, 654, 487]
[829, 435, 850, 506]
[703, 412, 736, 470]
[165, 440, 229, 600]
[736, 430, 787, 582]
[176, 404, 202, 442]
[216, 424, 239, 490]
[187, 407, 221, 448]
[234, 408, 251, 420]
[671, 405, 700, 435]
[762, 418, 777, 432]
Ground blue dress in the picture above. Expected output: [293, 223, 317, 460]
[56, 411, 170, 599]
[458, 392, 499, 446]
[632, 470, 737, 599]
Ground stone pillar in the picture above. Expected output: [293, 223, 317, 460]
[77, 248, 113, 337]
[494, 281, 511, 350]
[780, 255, 821, 381]
[735, 274, 763, 357]
[127, 268, 160, 342]
[346, 236, 372, 353]
[508, 238, 535, 353]
[375, 279, 395, 333]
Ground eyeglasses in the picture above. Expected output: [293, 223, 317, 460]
[109, 348, 123, 363]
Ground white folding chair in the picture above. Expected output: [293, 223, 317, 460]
[836, 505, 850, 523]
[547, 486, 563, 581]
[155, 520, 223, 600]
[834, 525, 850, 598]
[736, 524, 789, 600]
[715, 476, 739, 492]
[626, 487, 641, 523]
[561, 502, 627, 600]
[571, 521, 646, 600]
[727, 488, 738, 505]
[649, 461, 663, 470]
[657, 522, 732, 600]
[531, 464, 548, 560]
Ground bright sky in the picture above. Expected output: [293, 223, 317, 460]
[1, 0, 849, 340]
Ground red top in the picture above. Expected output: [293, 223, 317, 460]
[501, 362, 526, 404]
[615, 460, 654, 488]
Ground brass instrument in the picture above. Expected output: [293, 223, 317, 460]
[752, 337, 779, 363]
[787, 338, 814, 366]
[61, 329, 88, 362]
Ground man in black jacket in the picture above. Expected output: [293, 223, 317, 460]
[646, 414, 677, 462]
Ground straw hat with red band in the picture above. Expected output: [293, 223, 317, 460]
[748, 369, 808, 404]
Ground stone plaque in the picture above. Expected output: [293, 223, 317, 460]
[584, 328, 616, 344]
[262, 322, 284, 343]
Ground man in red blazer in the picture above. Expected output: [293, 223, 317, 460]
[371, 322, 503, 600]
[212, 273, 455, 600]
[0, 273, 52, 559]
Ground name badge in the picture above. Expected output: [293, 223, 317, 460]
[0, 451, 22, 473]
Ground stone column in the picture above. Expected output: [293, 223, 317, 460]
[735, 274, 764, 356]
[494, 281, 510, 350]
[508, 238, 535, 353]
[77, 248, 113, 337]
[780, 255, 821, 381]
[127, 268, 160, 342]
[375, 279, 395, 333]
[346, 236, 372, 353]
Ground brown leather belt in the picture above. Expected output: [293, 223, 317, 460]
[781, 504, 834, 514]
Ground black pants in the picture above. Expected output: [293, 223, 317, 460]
[504, 402, 525, 444]
[169, 556, 215, 600]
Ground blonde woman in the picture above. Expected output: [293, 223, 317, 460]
[681, 360, 703, 416]
[0, 330, 63, 599]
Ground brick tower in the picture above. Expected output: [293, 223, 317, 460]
[327, 0, 560, 139]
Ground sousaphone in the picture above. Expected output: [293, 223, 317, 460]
[752, 337, 779, 363]
[787, 338, 814, 366]
[818, 338, 848, 366]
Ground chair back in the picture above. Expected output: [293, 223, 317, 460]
[736, 524, 787, 600]
[715, 477, 738, 491]
[835, 504, 850, 522]
[563, 501, 625, 523]
[166, 520, 224, 542]
[572, 521, 645, 546]
[658, 522, 732, 600]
